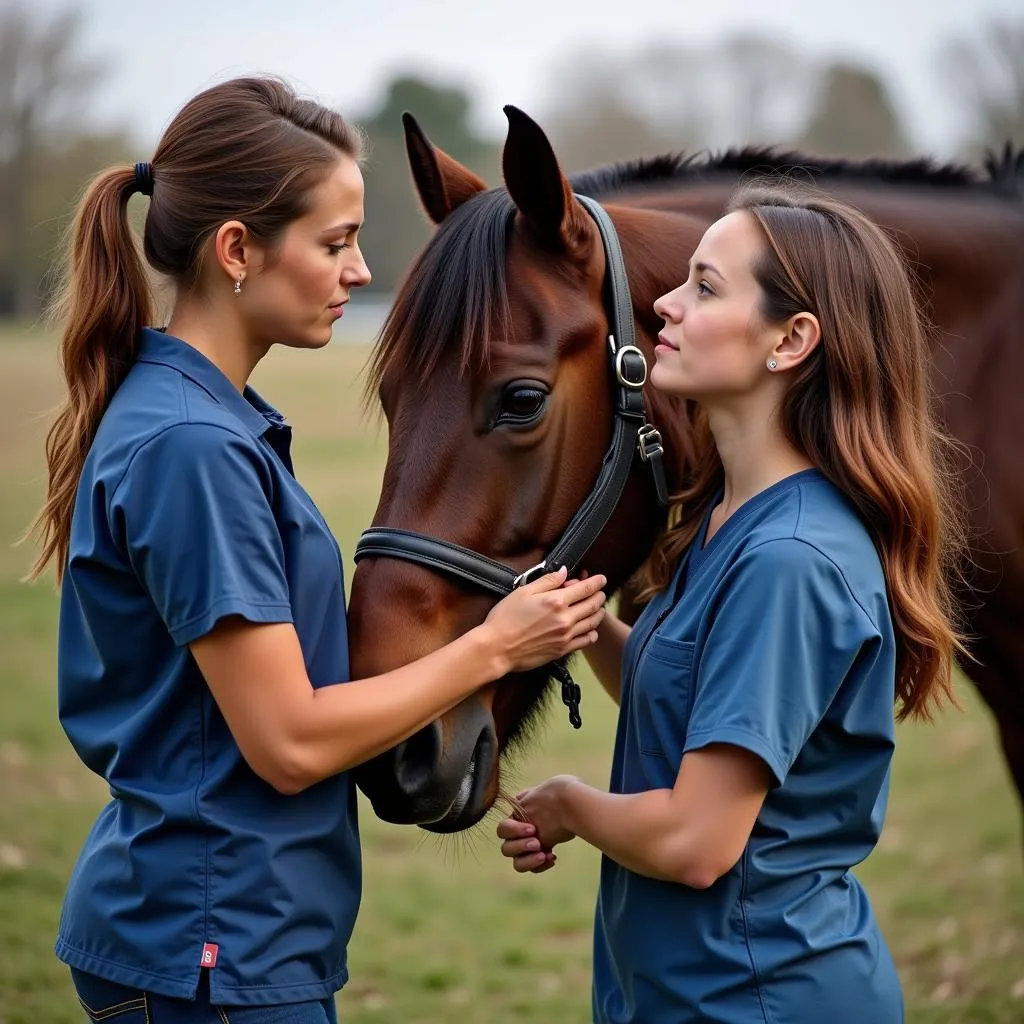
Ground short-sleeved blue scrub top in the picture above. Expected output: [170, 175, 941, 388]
[54, 329, 360, 1006]
[593, 469, 904, 1024]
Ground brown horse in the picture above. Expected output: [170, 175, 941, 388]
[348, 106, 1024, 836]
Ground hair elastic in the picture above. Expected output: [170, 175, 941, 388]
[133, 161, 154, 197]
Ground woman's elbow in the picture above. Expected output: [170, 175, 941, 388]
[230, 712, 365, 792]
[670, 862, 722, 890]
[253, 759, 309, 796]
[265, 766, 310, 796]
[663, 842, 741, 890]
[247, 741, 324, 795]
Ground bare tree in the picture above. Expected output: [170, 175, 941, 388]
[542, 56, 693, 173]
[540, 34, 816, 173]
[798, 63, 910, 159]
[698, 34, 817, 148]
[941, 19, 1024, 159]
[355, 74, 499, 293]
[0, 4, 102, 317]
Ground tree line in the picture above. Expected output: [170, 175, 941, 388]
[1, 4, 1021, 317]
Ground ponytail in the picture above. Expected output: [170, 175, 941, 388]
[27, 76, 364, 584]
[26, 166, 153, 584]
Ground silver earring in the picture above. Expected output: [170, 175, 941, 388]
[767, 358, 778, 370]
[234, 276, 243, 296]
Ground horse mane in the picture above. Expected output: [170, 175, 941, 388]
[983, 141, 1024, 198]
[365, 188, 516, 406]
[570, 142, 1024, 201]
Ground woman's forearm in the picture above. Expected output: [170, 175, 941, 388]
[296, 624, 507, 782]
[545, 750, 769, 890]
[558, 781, 711, 885]
[582, 613, 631, 703]
[194, 620, 509, 795]
[194, 572, 608, 795]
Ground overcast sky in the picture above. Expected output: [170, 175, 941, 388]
[27, 0, 1024, 157]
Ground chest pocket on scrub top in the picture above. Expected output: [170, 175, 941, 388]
[634, 636, 696, 774]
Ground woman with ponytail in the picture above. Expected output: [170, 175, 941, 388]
[29, 76, 606, 1023]
[497, 186, 968, 1023]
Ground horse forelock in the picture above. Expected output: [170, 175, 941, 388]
[365, 188, 517, 411]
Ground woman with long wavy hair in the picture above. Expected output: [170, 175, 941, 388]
[496, 184, 968, 1024]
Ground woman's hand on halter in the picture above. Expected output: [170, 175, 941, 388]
[482, 568, 607, 676]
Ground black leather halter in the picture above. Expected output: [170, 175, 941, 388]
[354, 194, 668, 728]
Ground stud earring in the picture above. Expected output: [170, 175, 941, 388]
[767, 358, 778, 370]
[234, 276, 243, 296]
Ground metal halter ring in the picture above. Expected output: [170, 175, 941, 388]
[614, 345, 648, 389]
[512, 561, 548, 589]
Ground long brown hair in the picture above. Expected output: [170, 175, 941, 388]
[27, 76, 363, 584]
[639, 183, 969, 721]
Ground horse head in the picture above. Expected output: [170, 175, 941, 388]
[348, 107, 690, 832]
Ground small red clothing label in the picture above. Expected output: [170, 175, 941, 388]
[200, 943, 219, 968]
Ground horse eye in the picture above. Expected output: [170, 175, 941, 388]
[495, 385, 548, 427]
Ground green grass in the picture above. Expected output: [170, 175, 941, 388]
[1, 327, 1022, 1022]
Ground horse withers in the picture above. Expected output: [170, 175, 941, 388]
[348, 107, 1024, 836]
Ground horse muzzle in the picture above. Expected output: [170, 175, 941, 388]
[354, 697, 499, 831]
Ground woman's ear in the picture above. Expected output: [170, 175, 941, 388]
[769, 312, 821, 371]
[212, 220, 254, 288]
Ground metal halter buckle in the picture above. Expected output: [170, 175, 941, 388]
[614, 345, 648, 389]
[638, 424, 663, 462]
[512, 561, 548, 589]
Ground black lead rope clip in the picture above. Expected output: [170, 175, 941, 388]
[551, 661, 583, 729]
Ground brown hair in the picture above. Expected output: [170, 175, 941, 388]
[638, 184, 969, 721]
[27, 76, 363, 584]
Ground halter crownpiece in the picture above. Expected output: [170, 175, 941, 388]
[354, 194, 669, 729]
[133, 162, 154, 197]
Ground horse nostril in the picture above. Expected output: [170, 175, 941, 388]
[394, 720, 443, 796]
[473, 724, 496, 780]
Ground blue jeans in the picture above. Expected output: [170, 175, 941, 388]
[70, 969, 339, 1024]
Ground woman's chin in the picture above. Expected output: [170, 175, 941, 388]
[649, 362, 690, 397]
[281, 328, 334, 351]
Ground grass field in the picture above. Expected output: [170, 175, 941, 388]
[1, 323, 1023, 1023]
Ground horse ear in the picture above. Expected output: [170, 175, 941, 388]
[402, 112, 488, 225]
[501, 105, 590, 250]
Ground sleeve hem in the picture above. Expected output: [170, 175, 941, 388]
[170, 598, 294, 646]
[683, 725, 789, 788]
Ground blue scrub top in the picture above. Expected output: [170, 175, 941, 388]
[593, 469, 904, 1024]
[55, 329, 360, 1006]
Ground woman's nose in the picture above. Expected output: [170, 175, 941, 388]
[654, 289, 682, 323]
[344, 251, 371, 289]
